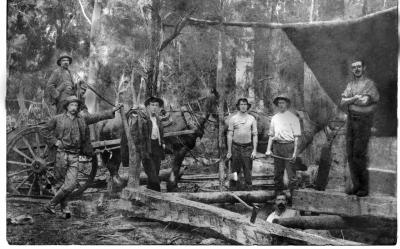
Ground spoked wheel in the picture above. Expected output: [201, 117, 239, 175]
[7, 125, 97, 198]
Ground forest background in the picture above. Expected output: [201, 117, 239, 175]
[6, 0, 396, 129]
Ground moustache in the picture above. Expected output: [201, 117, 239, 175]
[277, 203, 285, 209]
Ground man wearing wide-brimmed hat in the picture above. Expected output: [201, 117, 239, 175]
[46, 52, 85, 114]
[265, 94, 301, 199]
[121, 96, 166, 192]
[40, 96, 122, 218]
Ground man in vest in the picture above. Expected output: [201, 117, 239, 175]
[340, 59, 379, 197]
[46, 52, 85, 114]
[40, 96, 122, 218]
[124, 96, 166, 191]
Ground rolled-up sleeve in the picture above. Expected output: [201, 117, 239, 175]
[364, 80, 380, 103]
[291, 116, 301, 137]
[341, 83, 352, 98]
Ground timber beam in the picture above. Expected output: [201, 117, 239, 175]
[273, 215, 397, 230]
[118, 187, 362, 245]
[164, 190, 280, 204]
[293, 189, 397, 220]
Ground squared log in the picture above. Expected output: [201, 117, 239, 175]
[293, 189, 396, 220]
[118, 187, 362, 245]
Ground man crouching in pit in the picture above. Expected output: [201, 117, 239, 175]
[226, 98, 258, 191]
[124, 96, 166, 192]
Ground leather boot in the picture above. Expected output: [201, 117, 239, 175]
[44, 189, 68, 215]
[60, 199, 71, 219]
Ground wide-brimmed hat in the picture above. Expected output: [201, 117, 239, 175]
[57, 52, 73, 66]
[273, 94, 291, 106]
[144, 96, 164, 107]
[63, 96, 82, 109]
[236, 98, 251, 110]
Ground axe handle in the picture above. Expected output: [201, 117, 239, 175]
[227, 192, 252, 210]
[255, 154, 293, 161]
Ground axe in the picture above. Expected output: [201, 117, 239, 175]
[227, 192, 259, 223]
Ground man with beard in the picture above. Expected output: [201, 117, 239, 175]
[340, 59, 379, 197]
[226, 98, 258, 191]
[46, 52, 85, 114]
[40, 96, 122, 218]
[266, 192, 299, 223]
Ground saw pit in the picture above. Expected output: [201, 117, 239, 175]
[6, 154, 396, 245]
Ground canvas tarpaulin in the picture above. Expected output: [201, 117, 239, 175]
[283, 7, 397, 136]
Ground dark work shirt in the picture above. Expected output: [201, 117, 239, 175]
[40, 110, 115, 151]
[47, 67, 76, 103]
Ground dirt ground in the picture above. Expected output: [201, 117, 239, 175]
[6, 195, 233, 245]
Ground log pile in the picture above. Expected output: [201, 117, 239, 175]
[118, 187, 362, 245]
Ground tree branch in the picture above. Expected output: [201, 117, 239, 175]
[159, 10, 195, 52]
[78, 0, 92, 25]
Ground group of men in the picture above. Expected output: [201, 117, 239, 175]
[227, 58, 379, 201]
[40, 52, 167, 218]
[40, 51, 378, 219]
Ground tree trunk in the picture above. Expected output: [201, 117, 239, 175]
[86, 0, 102, 114]
[129, 69, 137, 106]
[16, 86, 27, 115]
[146, 0, 162, 97]
[216, 20, 227, 191]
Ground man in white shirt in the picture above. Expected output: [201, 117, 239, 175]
[265, 94, 301, 196]
[124, 96, 165, 191]
[266, 192, 299, 223]
[227, 98, 258, 190]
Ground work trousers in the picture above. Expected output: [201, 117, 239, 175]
[50, 151, 79, 207]
[142, 140, 163, 192]
[346, 113, 373, 193]
[231, 142, 253, 189]
[272, 142, 297, 192]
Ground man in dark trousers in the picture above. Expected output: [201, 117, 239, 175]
[125, 96, 165, 191]
[265, 94, 301, 199]
[340, 59, 379, 197]
[226, 98, 258, 191]
[46, 52, 85, 114]
[40, 96, 122, 217]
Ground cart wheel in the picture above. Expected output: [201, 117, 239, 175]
[7, 125, 97, 198]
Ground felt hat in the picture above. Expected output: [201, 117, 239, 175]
[144, 96, 164, 107]
[273, 94, 291, 106]
[63, 96, 82, 109]
[57, 52, 73, 66]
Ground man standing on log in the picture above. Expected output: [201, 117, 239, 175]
[46, 52, 85, 114]
[265, 94, 301, 199]
[125, 97, 166, 191]
[40, 96, 122, 218]
[226, 98, 258, 191]
[340, 59, 379, 197]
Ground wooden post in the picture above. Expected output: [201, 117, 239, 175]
[119, 106, 140, 188]
[216, 1, 226, 191]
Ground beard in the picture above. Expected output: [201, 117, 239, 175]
[277, 203, 286, 211]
